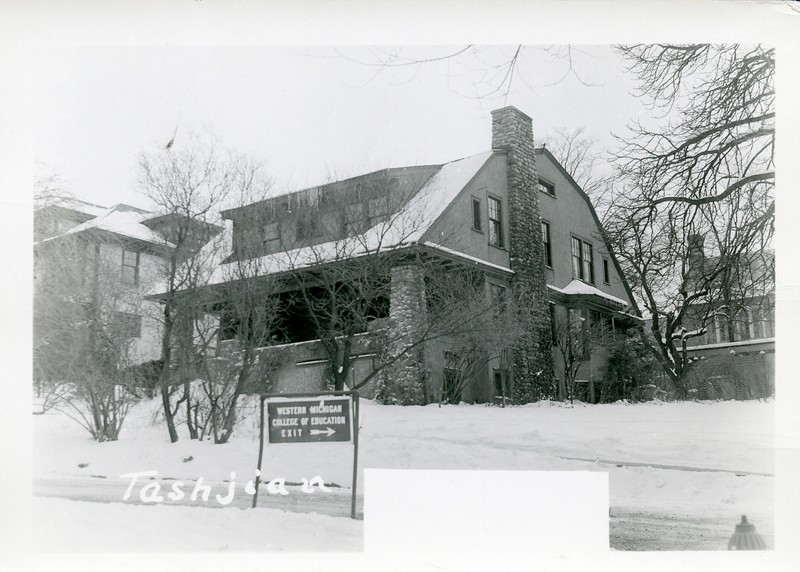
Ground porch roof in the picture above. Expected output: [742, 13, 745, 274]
[547, 280, 630, 309]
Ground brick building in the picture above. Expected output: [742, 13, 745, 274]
[195, 106, 639, 403]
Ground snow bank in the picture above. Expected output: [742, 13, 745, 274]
[33, 497, 362, 552]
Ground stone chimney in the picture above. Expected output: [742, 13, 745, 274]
[490, 106, 554, 402]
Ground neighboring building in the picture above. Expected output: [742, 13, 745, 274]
[192, 106, 639, 404]
[34, 202, 172, 369]
[680, 239, 775, 398]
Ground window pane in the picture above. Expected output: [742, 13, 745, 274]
[121, 250, 138, 285]
[472, 198, 482, 231]
[488, 197, 503, 247]
[571, 237, 582, 279]
[582, 242, 593, 283]
[542, 222, 551, 267]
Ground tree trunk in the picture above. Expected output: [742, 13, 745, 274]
[184, 378, 197, 439]
[217, 350, 253, 444]
[160, 304, 179, 443]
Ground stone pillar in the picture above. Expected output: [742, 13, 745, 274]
[376, 263, 428, 405]
[491, 106, 555, 402]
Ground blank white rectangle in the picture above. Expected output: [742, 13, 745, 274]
[365, 469, 608, 556]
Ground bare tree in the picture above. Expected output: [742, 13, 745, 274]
[34, 229, 145, 441]
[551, 306, 603, 403]
[606, 44, 774, 396]
[318, 45, 600, 101]
[137, 138, 232, 442]
[541, 126, 613, 215]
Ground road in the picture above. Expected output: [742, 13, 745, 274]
[34, 474, 772, 551]
[34, 473, 363, 519]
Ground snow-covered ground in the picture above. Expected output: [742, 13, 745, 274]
[32, 397, 775, 554]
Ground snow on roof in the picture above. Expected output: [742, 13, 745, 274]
[548, 280, 629, 307]
[420, 241, 513, 275]
[199, 151, 495, 287]
[40, 197, 107, 217]
[40, 205, 173, 247]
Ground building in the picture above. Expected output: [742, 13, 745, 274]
[34, 199, 219, 390]
[34, 202, 165, 372]
[680, 238, 775, 398]
[188, 106, 639, 404]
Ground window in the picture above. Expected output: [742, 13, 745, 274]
[488, 196, 504, 247]
[541, 221, 552, 267]
[262, 221, 280, 246]
[114, 312, 141, 339]
[571, 237, 594, 284]
[368, 195, 390, 226]
[472, 197, 482, 232]
[603, 258, 610, 284]
[442, 350, 462, 404]
[121, 250, 139, 286]
[296, 213, 320, 240]
[537, 178, 556, 197]
[490, 283, 507, 316]
[343, 203, 363, 236]
[493, 369, 507, 401]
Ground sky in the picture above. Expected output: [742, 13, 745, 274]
[32, 45, 644, 210]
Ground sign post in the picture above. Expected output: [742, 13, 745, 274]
[253, 391, 360, 519]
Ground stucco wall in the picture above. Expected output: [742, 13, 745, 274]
[96, 242, 164, 364]
[422, 153, 511, 270]
[536, 154, 631, 306]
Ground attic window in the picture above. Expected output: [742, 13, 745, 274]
[537, 178, 556, 197]
[296, 214, 321, 240]
[368, 196, 390, 226]
[262, 221, 280, 245]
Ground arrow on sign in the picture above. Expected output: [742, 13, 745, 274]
[309, 427, 336, 438]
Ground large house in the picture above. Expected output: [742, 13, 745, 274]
[34, 199, 218, 390]
[191, 106, 639, 404]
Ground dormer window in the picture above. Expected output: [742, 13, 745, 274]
[262, 221, 280, 246]
[537, 178, 556, 197]
[296, 213, 320, 240]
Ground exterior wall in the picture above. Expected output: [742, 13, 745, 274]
[422, 153, 511, 270]
[95, 241, 164, 364]
[217, 336, 379, 398]
[536, 153, 630, 303]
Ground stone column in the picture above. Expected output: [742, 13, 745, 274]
[376, 263, 428, 405]
[491, 106, 555, 402]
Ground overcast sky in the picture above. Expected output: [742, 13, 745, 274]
[33, 45, 644, 210]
